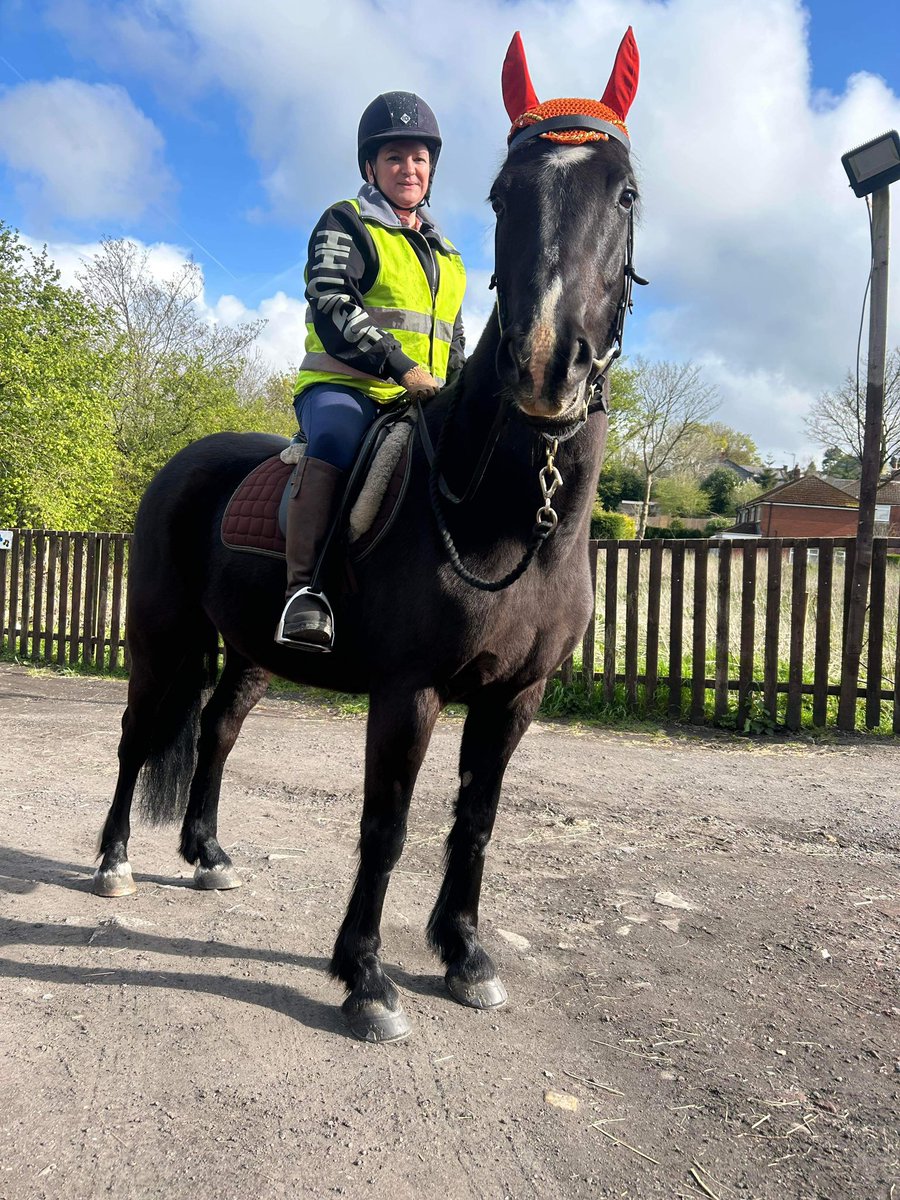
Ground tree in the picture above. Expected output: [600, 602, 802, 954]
[671, 420, 761, 476]
[805, 350, 900, 473]
[700, 466, 739, 515]
[0, 224, 122, 528]
[76, 239, 292, 524]
[596, 462, 643, 510]
[604, 359, 641, 460]
[732, 479, 763, 511]
[821, 445, 861, 479]
[618, 358, 719, 537]
[654, 474, 710, 517]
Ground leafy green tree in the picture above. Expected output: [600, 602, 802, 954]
[596, 462, 643, 510]
[0, 224, 122, 528]
[756, 460, 779, 490]
[605, 360, 641, 459]
[76, 239, 293, 525]
[821, 445, 861, 479]
[732, 479, 763, 510]
[700, 466, 740, 514]
[654, 474, 710, 517]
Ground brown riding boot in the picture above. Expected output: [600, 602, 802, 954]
[275, 456, 345, 651]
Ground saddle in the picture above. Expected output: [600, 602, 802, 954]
[220, 406, 416, 563]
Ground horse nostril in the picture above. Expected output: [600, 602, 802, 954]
[575, 337, 593, 368]
[496, 331, 525, 384]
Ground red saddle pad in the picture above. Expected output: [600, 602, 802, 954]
[221, 455, 291, 557]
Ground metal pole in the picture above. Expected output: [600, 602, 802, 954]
[838, 185, 891, 730]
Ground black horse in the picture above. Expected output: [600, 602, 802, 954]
[94, 32, 642, 1042]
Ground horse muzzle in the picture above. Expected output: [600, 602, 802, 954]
[497, 325, 596, 419]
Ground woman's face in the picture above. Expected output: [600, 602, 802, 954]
[367, 139, 430, 209]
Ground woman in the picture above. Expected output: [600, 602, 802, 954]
[276, 91, 467, 651]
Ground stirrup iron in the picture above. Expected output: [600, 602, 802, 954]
[275, 586, 335, 652]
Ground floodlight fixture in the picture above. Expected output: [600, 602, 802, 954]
[841, 130, 900, 198]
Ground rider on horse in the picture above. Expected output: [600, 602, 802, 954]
[276, 92, 468, 651]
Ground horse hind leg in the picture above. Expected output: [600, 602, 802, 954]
[94, 609, 219, 898]
[427, 680, 545, 1009]
[179, 646, 270, 890]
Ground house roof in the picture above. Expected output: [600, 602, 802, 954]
[820, 476, 900, 504]
[751, 475, 858, 508]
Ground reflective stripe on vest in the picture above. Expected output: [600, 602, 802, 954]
[295, 199, 466, 404]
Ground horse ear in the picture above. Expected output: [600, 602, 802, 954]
[502, 31, 540, 122]
[600, 26, 640, 120]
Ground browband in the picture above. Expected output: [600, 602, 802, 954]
[508, 114, 630, 153]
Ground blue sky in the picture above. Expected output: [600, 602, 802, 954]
[1, 0, 899, 464]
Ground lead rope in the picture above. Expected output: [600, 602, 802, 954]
[428, 412, 563, 592]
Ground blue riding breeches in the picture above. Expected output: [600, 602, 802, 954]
[293, 384, 383, 472]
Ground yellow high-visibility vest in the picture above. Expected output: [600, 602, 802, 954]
[294, 199, 466, 403]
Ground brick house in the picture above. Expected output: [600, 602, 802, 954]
[734, 474, 900, 536]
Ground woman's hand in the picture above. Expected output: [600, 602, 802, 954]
[399, 366, 441, 400]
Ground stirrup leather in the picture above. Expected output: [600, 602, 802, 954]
[275, 587, 335, 652]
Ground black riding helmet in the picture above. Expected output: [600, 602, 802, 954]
[357, 92, 442, 206]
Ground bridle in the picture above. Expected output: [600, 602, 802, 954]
[419, 126, 647, 591]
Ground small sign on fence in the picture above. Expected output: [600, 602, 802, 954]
[0, 531, 12, 551]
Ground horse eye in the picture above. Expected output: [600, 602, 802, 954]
[490, 196, 504, 217]
[619, 188, 636, 211]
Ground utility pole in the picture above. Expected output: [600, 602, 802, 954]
[838, 177, 892, 730]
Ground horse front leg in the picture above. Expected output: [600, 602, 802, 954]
[427, 680, 545, 1009]
[331, 685, 441, 1043]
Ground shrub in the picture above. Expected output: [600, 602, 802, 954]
[704, 516, 733, 536]
[644, 525, 704, 539]
[590, 505, 636, 539]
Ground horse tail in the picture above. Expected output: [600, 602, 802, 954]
[135, 617, 220, 826]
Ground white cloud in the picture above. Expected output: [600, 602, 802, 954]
[38, 0, 900, 459]
[0, 78, 172, 223]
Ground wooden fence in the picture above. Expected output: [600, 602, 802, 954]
[562, 537, 900, 732]
[2, 530, 899, 733]
[0, 530, 130, 672]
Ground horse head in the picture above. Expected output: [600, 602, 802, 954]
[490, 28, 641, 421]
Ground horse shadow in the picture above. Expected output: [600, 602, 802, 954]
[0, 913, 348, 1036]
[0, 848, 461, 1030]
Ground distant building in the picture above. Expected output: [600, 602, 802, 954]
[733, 473, 900, 537]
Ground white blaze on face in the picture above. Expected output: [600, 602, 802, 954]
[526, 144, 596, 407]
[528, 274, 562, 404]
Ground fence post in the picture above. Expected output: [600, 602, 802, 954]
[736, 544, 757, 727]
[763, 541, 783, 722]
[668, 542, 685, 719]
[603, 543, 618, 704]
[812, 541, 833, 728]
[865, 538, 887, 729]
[690, 543, 708, 724]
[714, 543, 732, 722]
[625, 543, 640, 707]
[786, 542, 808, 732]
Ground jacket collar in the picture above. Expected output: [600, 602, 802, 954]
[356, 184, 457, 254]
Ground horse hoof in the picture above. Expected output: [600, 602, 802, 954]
[92, 864, 137, 898]
[193, 864, 242, 890]
[342, 999, 412, 1044]
[445, 972, 508, 1010]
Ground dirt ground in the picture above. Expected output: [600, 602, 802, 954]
[0, 662, 897, 1200]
